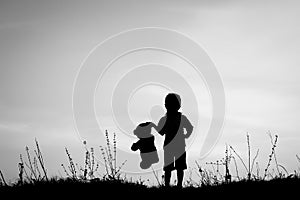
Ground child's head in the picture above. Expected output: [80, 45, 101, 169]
[165, 93, 181, 112]
[133, 122, 153, 139]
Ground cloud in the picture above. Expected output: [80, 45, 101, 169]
[0, 121, 30, 133]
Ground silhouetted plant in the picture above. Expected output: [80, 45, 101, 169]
[296, 154, 300, 164]
[61, 142, 100, 180]
[62, 147, 78, 179]
[18, 161, 24, 185]
[185, 167, 199, 187]
[99, 130, 126, 181]
[34, 139, 48, 181]
[267, 132, 289, 178]
[0, 170, 7, 186]
[196, 161, 219, 186]
[17, 139, 48, 183]
[263, 134, 278, 180]
[2, 131, 300, 193]
[151, 167, 162, 187]
[205, 145, 233, 183]
[223, 145, 232, 183]
[80, 142, 99, 180]
[232, 154, 240, 180]
[229, 133, 259, 180]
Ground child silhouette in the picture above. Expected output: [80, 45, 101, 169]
[131, 122, 159, 169]
[152, 93, 193, 188]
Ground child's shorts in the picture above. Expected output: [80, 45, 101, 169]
[163, 149, 187, 171]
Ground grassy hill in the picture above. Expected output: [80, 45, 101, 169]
[1, 132, 299, 199]
[1, 176, 299, 199]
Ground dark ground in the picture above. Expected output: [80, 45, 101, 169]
[0, 176, 299, 199]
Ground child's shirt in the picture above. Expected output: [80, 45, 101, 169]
[156, 112, 193, 151]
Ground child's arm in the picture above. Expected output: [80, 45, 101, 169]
[183, 115, 193, 138]
[149, 117, 166, 136]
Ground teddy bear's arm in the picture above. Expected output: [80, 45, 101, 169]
[131, 141, 140, 151]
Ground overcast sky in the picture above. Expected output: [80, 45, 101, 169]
[1, 0, 300, 182]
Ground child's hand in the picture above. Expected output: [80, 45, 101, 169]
[184, 130, 193, 139]
[144, 122, 156, 129]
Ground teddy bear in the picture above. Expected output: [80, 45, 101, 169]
[131, 122, 159, 169]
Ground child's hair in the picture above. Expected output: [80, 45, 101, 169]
[133, 122, 153, 138]
[165, 93, 181, 112]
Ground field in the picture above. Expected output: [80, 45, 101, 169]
[0, 132, 299, 199]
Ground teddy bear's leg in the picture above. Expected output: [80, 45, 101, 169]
[147, 151, 159, 165]
[153, 151, 159, 163]
[140, 161, 149, 169]
[140, 153, 151, 169]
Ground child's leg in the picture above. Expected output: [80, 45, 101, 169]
[174, 152, 187, 188]
[163, 149, 174, 186]
[177, 170, 184, 188]
[164, 170, 171, 187]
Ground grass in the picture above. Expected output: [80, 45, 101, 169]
[0, 131, 300, 198]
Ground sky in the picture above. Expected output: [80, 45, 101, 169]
[1, 0, 300, 183]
